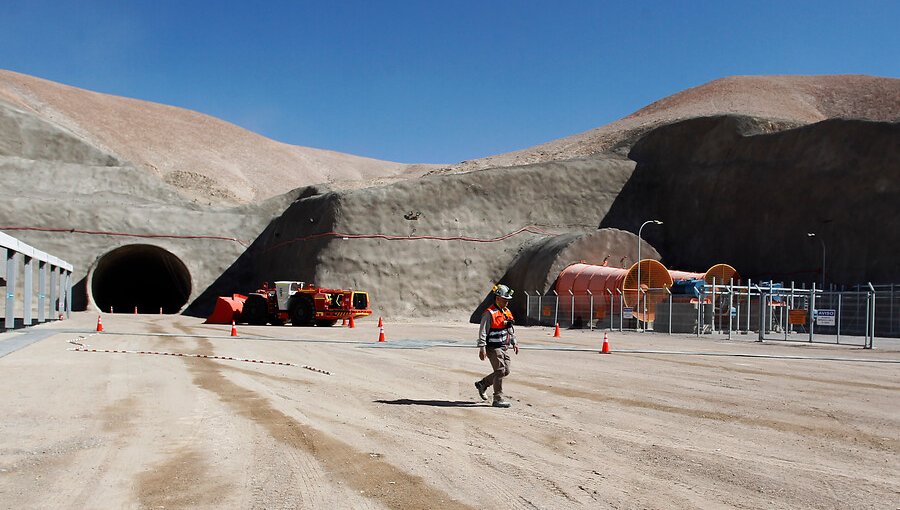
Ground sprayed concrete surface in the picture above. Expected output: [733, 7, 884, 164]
[1, 313, 898, 509]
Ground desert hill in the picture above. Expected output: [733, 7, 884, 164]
[449, 75, 900, 172]
[0, 69, 431, 204]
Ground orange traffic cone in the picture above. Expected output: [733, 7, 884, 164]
[601, 331, 610, 354]
[553, 323, 561, 338]
[96, 315, 103, 332]
[349, 316, 356, 328]
[341, 318, 347, 326]
[377, 316, 383, 328]
[134, 306, 138, 315]
[231, 320, 238, 337]
[378, 323, 386, 342]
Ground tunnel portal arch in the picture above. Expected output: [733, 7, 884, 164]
[90, 244, 192, 313]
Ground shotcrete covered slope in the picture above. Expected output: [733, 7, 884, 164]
[186, 156, 636, 319]
[600, 115, 900, 286]
[0, 139, 299, 311]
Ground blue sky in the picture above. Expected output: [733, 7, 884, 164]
[1, 1, 897, 164]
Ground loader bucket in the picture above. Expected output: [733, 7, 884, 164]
[205, 294, 247, 324]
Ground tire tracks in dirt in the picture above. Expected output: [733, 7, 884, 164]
[162, 320, 474, 509]
[519, 378, 898, 451]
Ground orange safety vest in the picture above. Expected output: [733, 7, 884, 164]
[485, 305, 514, 347]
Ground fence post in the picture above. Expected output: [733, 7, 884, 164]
[836, 292, 842, 344]
[757, 286, 765, 342]
[587, 290, 593, 331]
[809, 284, 816, 343]
[618, 289, 624, 332]
[640, 288, 645, 333]
[667, 287, 673, 335]
[868, 283, 876, 349]
[569, 290, 575, 328]
[524, 291, 530, 327]
[607, 289, 614, 332]
[552, 290, 559, 327]
[712, 276, 718, 333]
[697, 286, 703, 337]
[728, 279, 734, 340]
[746, 278, 752, 333]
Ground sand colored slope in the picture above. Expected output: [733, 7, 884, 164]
[0, 69, 424, 204]
[451, 75, 900, 172]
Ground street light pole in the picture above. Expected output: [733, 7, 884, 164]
[637, 220, 663, 328]
[807, 233, 826, 290]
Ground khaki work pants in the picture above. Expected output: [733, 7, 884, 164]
[479, 347, 511, 398]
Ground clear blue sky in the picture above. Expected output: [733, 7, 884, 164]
[1, 1, 897, 164]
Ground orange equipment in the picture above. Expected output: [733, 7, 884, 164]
[205, 294, 248, 324]
[240, 281, 371, 327]
[669, 263, 741, 287]
[555, 260, 673, 322]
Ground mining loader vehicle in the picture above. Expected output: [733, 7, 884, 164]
[241, 281, 372, 327]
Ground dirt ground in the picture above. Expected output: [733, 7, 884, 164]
[1, 313, 898, 509]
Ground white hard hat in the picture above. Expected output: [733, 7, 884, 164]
[493, 284, 514, 300]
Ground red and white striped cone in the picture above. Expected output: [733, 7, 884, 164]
[96, 315, 103, 332]
[601, 331, 610, 354]
[231, 320, 238, 337]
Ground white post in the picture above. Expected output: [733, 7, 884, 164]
[23, 255, 33, 326]
[38, 260, 47, 323]
[5, 250, 18, 329]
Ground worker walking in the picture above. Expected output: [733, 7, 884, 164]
[475, 284, 519, 408]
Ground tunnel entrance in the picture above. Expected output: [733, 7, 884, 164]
[91, 245, 191, 314]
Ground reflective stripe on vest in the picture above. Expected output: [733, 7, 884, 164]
[486, 305, 513, 346]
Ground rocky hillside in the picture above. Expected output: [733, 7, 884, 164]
[448, 75, 900, 172]
[0, 69, 430, 205]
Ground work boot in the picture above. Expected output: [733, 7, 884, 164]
[474, 381, 487, 401]
[492, 397, 511, 408]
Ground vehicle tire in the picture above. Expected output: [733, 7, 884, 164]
[315, 319, 338, 327]
[289, 295, 315, 326]
[243, 294, 269, 325]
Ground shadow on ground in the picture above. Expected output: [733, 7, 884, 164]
[374, 399, 484, 407]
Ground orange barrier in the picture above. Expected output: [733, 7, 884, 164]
[205, 294, 247, 324]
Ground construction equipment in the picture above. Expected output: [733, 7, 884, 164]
[240, 281, 371, 327]
[205, 294, 248, 324]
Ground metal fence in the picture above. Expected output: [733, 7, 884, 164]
[524, 281, 895, 348]
[1, 231, 74, 330]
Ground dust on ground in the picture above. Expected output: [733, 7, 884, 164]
[1, 313, 898, 509]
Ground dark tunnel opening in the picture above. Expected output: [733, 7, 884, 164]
[91, 245, 192, 314]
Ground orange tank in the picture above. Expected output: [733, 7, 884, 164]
[556, 260, 673, 322]
[669, 264, 741, 286]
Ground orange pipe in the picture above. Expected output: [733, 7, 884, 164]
[669, 264, 741, 286]
[556, 261, 673, 322]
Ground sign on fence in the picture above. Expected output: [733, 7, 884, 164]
[542, 306, 551, 317]
[623, 307, 634, 318]
[816, 309, 836, 326]
[788, 309, 807, 325]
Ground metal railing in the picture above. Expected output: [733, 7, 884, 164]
[1, 231, 74, 330]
